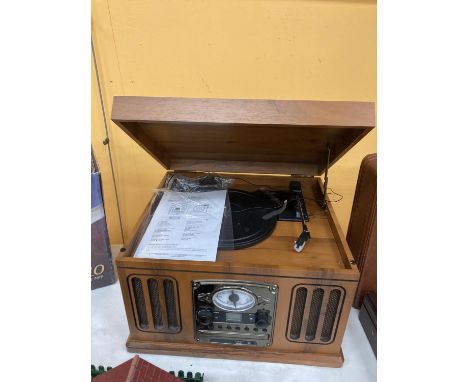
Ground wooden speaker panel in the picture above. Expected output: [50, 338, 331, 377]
[127, 275, 181, 334]
[286, 284, 346, 345]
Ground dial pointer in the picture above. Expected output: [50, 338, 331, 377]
[229, 290, 239, 309]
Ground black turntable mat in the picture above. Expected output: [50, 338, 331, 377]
[218, 189, 280, 250]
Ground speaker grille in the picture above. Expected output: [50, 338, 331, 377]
[289, 287, 308, 340]
[163, 279, 179, 331]
[305, 288, 324, 341]
[128, 275, 181, 333]
[147, 279, 163, 330]
[131, 277, 148, 329]
[321, 289, 341, 342]
[286, 285, 345, 344]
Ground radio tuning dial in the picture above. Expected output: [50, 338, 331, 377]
[197, 307, 213, 326]
[212, 288, 256, 312]
[255, 309, 270, 329]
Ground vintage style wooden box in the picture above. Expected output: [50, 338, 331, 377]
[111, 96, 375, 367]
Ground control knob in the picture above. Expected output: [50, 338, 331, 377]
[255, 309, 270, 329]
[196, 307, 213, 326]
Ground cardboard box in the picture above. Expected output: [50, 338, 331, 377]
[91, 151, 115, 289]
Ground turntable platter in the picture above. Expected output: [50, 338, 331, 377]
[218, 189, 280, 250]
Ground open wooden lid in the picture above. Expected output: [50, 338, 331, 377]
[111, 97, 375, 176]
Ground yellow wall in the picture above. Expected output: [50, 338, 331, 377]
[91, 0, 376, 245]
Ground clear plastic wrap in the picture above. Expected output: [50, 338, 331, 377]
[91, 151, 115, 289]
[166, 173, 235, 251]
[165, 173, 235, 192]
[133, 174, 235, 260]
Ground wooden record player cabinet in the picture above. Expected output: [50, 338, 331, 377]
[111, 97, 375, 367]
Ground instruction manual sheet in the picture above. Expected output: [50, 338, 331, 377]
[134, 190, 227, 261]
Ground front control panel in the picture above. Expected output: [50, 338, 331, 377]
[192, 280, 278, 347]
